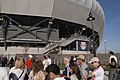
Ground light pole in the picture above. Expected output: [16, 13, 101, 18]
[87, 12, 96, 57]
[104, 40, 107, 54]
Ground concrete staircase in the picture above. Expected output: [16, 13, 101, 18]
[40, 37, 78, 54]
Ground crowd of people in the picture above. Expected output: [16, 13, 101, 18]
[0, 51, 120, 80]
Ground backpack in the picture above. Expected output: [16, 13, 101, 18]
[9, 73, 18, 80]
[9, 70, 24, 80]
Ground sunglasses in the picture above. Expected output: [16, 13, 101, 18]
[91, 61, 97, 64]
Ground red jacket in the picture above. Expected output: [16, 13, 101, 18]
[25, 59, 32, 69]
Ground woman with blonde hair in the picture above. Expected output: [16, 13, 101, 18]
[29, 60, 45, 80]
[9, 58, 27, 80]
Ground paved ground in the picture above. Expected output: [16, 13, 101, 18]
[104, 71, 109, 80]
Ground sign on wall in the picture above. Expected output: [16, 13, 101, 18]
[78, 41, 89, 51]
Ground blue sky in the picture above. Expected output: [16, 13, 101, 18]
[97, 0, 120, 53]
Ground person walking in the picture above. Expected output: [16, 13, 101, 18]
[47, 64, 65, 80]
[63, 57, 71, 78]
[87, 57, 104, 80]
[69, 63, 82, 80]
[43, 56, 49, 71]
[9, 57, 15, 69]
[77, 55, 89, 80]
[0, 62, 9, 80]
[29, 60, 45, 80]
[25, 55, 33, 74]
[108, 51, 118, 80]
[47, 55, 51, 65]
[70, 56, 74, 64]
[9, 58, 27, 80]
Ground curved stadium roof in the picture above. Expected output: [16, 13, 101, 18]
[0, 0, 104, 48]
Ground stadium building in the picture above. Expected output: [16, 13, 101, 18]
[0, 0, 104, 54]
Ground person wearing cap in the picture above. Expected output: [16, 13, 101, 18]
[87, 57, 104, 80]
[108, 51, 118, 80]
[25, 55, 33, 74]
[47, 55, 52, 65]
[43, 56, 49, 71]
[77, 55, 89, 80]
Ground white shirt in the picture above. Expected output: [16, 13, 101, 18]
[43, 59, 49, 70]
[93, 66, 104, 80]
[0, 67, 9, 80]
[109, 55, 117, 63]
[9, 67, 27, 80]
[54, 77, 65, 80]
[70, 74, 78, 80]
[47, 58, 51, 65]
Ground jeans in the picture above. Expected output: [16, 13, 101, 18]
[109, 68, 117, 80]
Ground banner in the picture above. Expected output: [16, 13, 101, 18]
[78, 41, 89, 51]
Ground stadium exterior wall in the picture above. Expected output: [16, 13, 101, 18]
[0, 0, 105, 42]
[0, 47, 90, 54]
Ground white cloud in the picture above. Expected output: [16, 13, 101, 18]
[105, 16, 120, 31]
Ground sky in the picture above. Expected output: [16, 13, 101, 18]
[97, 0, 120, 53]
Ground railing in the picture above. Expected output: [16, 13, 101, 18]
[40, 42, 60, 54]
[40, 34, 90, 54]
[60, 38, 77, 47]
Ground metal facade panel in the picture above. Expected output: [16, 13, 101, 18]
[68, 0, 85, 6]
[84, 0, 92, 8]
[95, 2, 100, 16]
[0, 0, 104, 21]
[99, 5, 105, 20]
[0, 0, 1, 12]
[13, 0, 29, 14]
[91, 0, 97, 13]
[0, 0, 54, 17]
[52, 0, 90, 25]
[28, 0, 54, 17]
[98, 23, 104, 43]
[1, 0, 14, 13]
